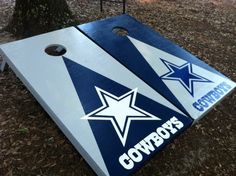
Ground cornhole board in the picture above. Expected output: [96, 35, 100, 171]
[78, 14, 236, 121]
[0, 27, 192, 176]
[0, 14, 235, 176]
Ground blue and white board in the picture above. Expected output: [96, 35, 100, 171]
[0, 27, 192, 175]
[78, 14, 236, 121]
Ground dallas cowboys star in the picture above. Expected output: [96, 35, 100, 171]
[161, 59, 212, 96]
[81, 87, 160, 146]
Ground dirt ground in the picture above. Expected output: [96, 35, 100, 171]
[0, 0, 235, 176]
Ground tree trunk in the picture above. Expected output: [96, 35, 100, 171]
[7, 0, 75, 37]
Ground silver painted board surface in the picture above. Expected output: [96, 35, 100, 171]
[0, 27, 192, 175]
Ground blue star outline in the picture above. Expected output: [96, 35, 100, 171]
[160, 59, 212, 96]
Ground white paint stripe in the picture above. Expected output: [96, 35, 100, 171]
[128, 36, 236, 120]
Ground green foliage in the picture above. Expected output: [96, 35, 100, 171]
[18, 127, 29, 134]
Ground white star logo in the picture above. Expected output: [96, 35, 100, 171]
[81, 87, 160, 146]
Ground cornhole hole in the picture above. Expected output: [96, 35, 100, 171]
[78, 14, 236, 121]
[0, 27, 192, 175]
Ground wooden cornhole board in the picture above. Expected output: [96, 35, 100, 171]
[0, 15, 235, 176]
[78, 14, 236, 121]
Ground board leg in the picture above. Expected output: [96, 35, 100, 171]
[100, 0, 103, 12]
[123, 0, 126, 14]
[0, 58, 7, 72]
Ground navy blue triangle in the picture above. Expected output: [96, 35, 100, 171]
[63, 56, 192, 176]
